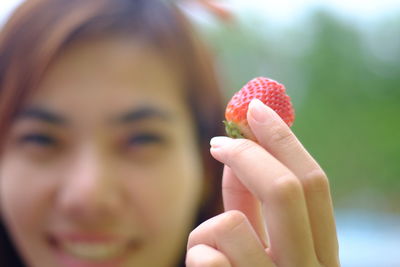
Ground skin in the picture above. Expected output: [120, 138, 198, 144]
[186, 99, 340, 267]
[0, 36, 205, 267]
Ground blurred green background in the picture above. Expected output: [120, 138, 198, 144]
[188, 2, 400, 265]
[192, 2, 400, 215]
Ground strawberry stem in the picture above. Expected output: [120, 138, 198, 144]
[223, 120, 244, 139]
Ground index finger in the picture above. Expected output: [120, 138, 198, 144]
[210, 137, 317, 266]
[247, 99, 339, 265]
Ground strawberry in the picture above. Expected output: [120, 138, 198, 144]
[224, 77, 295, 140]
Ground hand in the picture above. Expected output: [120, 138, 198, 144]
[186, 99, 340, 267]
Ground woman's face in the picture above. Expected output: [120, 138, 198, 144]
[0, 36, 205, 267]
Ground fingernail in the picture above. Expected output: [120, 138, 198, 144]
[210, 136, 233, 149]
[248, 98, 269, 123]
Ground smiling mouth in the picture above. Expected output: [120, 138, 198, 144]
[48, 234, 143, 264]
[59, 240, 126, 260]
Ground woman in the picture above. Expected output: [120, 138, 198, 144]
[0, 0, 340, 266]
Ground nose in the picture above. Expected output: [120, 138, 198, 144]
[57, 143, 122, 223]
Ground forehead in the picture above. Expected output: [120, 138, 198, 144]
[28, 36, 185, 120]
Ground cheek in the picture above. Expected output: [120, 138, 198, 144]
[0, 156, 56, 240]
[121, 144, 204, 233]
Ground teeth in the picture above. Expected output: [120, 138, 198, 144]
[62, 242, 125, 260]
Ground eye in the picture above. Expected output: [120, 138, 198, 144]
[122, 132, 170, 162]
[19, 134, 56, 147]
[126, 133, 164, 147]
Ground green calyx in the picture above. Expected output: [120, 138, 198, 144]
[223, 120, 244, 139]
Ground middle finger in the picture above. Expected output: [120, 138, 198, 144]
[210, 137, 318, 266]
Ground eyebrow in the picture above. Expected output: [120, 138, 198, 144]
[17, 107, 67, 125]
[16, 106, 173, 126]
[112, 106, 173, 125]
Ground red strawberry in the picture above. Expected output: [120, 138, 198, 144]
[224, 77, 295, 140]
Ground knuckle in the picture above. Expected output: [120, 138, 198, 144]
[186, 245, 230, 267]
[222, 179, 249, 195]
[215, 210, 247, 236]
[187, 228, 200, 244]
[302, 169, 330, 194]
[188, 211, 249, 246]
[268, 124, 295, 147]
[228, 139, 257, 160]
[187, 220, 209, 246]
[268, 174, 303, 202]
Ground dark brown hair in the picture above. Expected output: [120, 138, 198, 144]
[0, 0, 224, 265]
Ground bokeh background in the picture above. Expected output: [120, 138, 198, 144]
[186, 1, 400, 265]
[1, 0, 400, 266]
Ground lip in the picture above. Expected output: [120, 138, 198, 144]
[48, 232, 142, 267]
[53, 232, 124, 243]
